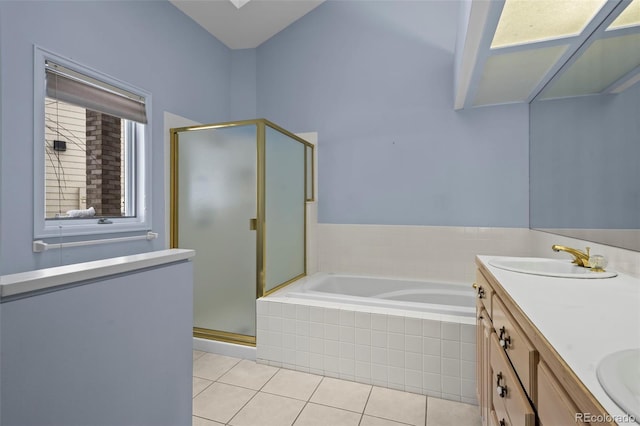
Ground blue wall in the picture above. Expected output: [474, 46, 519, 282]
[0, 0, 532, 275]
[531, 82, 640, 229]
[0, 1, 231, 274]
[256, 1, 530, 226]
[230, 49, 258, 120]
[1, 260, 194, 426]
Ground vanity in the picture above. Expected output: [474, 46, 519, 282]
[475, 255, 640, 426]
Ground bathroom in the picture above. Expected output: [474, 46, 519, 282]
[0, 0, 639, 425]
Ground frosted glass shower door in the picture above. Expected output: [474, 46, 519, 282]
[175, 125, 257, 339]
[264, 125, 306, 294]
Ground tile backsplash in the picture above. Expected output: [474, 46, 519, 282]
[314, 224, 640, 281]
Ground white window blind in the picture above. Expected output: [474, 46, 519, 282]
[45, 61, 147, 124]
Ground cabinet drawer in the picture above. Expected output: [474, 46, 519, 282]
[475, 270, 493, 318]
[492, 296, 537, 398]
[489, 332, 535, 426]
[537, 361, 587, 426]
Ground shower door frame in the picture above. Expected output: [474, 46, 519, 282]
[170, 119, 314, 346]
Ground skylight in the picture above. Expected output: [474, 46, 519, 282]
[491, 0, 607, 48]
[608, 0, 640, 30]
[229, 0, 251, 10]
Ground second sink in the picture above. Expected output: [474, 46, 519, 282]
[597, 349, 640, 422]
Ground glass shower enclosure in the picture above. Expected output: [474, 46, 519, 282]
[170, 119, 313, 346]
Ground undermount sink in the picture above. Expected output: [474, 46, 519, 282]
[489, 258, 617, 279]
[597, 349, 640, 422]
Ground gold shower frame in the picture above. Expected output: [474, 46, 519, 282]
[170, 119, 314, 346]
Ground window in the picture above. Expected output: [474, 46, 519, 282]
[34, 47, 151, 238]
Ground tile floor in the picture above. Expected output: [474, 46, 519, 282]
[193, 350, 481, 426]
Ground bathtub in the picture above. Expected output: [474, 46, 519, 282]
[278, 273, 475, 317]
[256, 272, 478, 404]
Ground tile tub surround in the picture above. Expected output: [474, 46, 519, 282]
[256, 299, 476, 404]
[314, 224, 640, 281]
[316, 224, 533, 284]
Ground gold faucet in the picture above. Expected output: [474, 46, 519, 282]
[551, 245, 591, 267]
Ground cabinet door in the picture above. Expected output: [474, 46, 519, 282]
[538, 361, 587, 426]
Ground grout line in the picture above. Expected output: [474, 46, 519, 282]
[424, 395, 429, 426]
[307, 375, 325, 402]
[288, 374, 326, 424]
[224, 386, 260, 426]
[361, 413, 415, 426]
[358, 385, 374, 426]
[192, 414, 219, 424]
[290, 400, 310, 425]
[255, 366, 281, 393]
[192, 378, 214, 399]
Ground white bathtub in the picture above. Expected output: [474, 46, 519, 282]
[257, 272, 478, 403]
[274, 273, 475, 317]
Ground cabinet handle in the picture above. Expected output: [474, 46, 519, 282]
[472, 282, 478, 289]
[499, 326, 511, 349]
[496, 372, 507, 398]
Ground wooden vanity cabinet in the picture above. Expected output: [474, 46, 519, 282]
[475, 263, 615, 426]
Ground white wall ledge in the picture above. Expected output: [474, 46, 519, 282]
[0, 249, 195, 298]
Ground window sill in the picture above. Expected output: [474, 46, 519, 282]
[35, 217, 150, 239]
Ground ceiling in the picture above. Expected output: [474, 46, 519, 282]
[170, 0, 325, 49]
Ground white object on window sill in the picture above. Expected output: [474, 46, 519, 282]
[65, 206, 95, 218]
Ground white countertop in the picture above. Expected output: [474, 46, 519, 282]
[0, 249, 195, 298]
[478, 255, 640, 425]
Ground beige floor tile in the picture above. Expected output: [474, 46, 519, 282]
[426, 397, 481, 426]
[293, 403, 361, 426]
[360, 416, 412, 426]
[364, 387, 426, 426]
[193, 382, 256, 424]
[192, 416, 224, 426]
[262, 368, 323, 401]
[309, 377, 371, 413]
[193, 352, 241, 381]
[193, 350, 206, 362]
[218, 359, 279, 390]
[193, 377, 213, 398]
[229, 392, 305, 426]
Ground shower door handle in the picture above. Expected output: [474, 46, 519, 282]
[249, 218, 257, 231]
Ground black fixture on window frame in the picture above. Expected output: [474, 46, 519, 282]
[53, 140, 67, 152]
